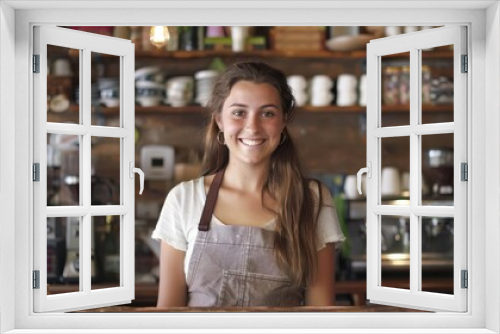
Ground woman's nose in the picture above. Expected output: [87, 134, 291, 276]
[244, 114, 260, 131]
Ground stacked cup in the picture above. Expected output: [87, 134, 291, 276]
[194, 70, 219, 107]
[165, 76, 194, 107]
[309, 75, 334, 106]
[98, 78, 120, 107]
[135, 67, 165, 107]
[381, 167, 401, 196]
[136, 81, 164, 107]
[336, 74, 358, 107]
[358, 74, 367, 106]
[287, 75, 308, 106]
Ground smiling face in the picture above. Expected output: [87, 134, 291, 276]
[215, 80, 286, 168]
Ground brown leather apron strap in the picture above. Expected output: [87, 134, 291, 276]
[315, 179, 322, 207]
[198, 169, 225, 231]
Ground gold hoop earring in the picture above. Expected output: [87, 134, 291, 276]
[279, 132, 287, 145]
[217, 131, 225, 145]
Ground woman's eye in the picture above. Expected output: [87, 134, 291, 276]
[262, 111, 275, 118]
[232, 110, 245, 117]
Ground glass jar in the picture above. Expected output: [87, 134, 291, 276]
[383, 66, 400, 105]
[421, 65, 432, 105]
[399, 65, 410, 105]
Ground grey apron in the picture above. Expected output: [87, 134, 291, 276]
[186, 169, 304, 307]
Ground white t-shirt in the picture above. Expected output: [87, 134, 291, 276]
[151, 177, 346, 279]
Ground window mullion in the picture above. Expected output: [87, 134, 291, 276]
[409, 48, 420, 295]
[81, 48, 92, 294]
[122, 49, 135, 293]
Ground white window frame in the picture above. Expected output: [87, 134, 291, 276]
[365, 26, 468, 312]
[1, 1, 499, 333]
[33, 26, 136, 313]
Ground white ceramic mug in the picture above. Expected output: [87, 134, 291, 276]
[404, 26, 419, 34]
[231, 26, 249, 52]
[310, 75, 333, 90]
[337, 74, 357, 90]
[358, 74, 367, 106]
[401, 172, 410, 192]
[381, 167, 401, 196]
[52, 58, 73, 76]
[310, 91, 333, 106]
[385, 26, 402, 37]
[287, 75, 307, 90]
[336, 89, 357, 106]
[293, 91, 308, 106]
[344, 175, 359, 199]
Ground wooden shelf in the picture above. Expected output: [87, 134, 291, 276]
[133, 49, 453, 60]
[382, 104, 453, 113]
[55, 104, 452, 116]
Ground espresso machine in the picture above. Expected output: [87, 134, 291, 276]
[423, 147, 454, 196]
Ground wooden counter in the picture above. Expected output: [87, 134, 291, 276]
[80, 305, 425, 313]
[50, 278, 452, 308]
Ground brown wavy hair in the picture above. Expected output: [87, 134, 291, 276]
[201, 62, 320, 287]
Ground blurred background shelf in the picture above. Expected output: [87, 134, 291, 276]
[133, 49, 453, 60]
[46, 26, 457, 309]
[50, 104, 453, 117]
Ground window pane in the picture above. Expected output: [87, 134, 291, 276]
[47, 217, 81, 295]
[47, 134, 81, 206]
[421, 133, 454, 203]
[421, 217, 454, 294]
[92, 215, 121, 290]
[91, 137, 120, 205]
[381, 215, 410, 290]
[421, 45, 454, 124]
[381, 52, 410, 127]
[47, 45, 79, 124]
[91, 52, 120, 127]
[381, 136, 409, 201]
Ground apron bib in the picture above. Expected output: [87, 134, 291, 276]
[186, 169, 304, 307]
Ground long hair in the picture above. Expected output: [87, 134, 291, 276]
[201, 62, 320, 287]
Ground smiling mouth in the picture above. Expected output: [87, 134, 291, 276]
[239, 138, 266, 146]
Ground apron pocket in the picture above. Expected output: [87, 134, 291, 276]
[217, 269, 303, 307]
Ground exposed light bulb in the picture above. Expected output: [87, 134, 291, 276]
[150, 26, 170, 49]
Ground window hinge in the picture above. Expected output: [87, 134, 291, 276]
[461, 270, 468, 289]
[461, 54, 468, 73]
[33, 270, 40, 289]
[461, 162, 468, 181]
[33, 54, 40, 73]
[33, 163, 40, 182]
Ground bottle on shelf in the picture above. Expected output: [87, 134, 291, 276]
[129, 26, 142, 50]
[100, 215, 120, 283]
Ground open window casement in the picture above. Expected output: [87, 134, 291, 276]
[362, 25, 467, 312]
[33, 26, 140, 312]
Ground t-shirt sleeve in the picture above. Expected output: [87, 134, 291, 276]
[314, 182, 346, 251]
[151, 184, 188, 252]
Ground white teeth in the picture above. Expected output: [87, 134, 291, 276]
[240, 139, 264, 146]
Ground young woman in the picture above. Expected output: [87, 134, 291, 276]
[152, 62, 345, 307]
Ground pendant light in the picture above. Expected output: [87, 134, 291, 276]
[150, 26, 170, 49]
